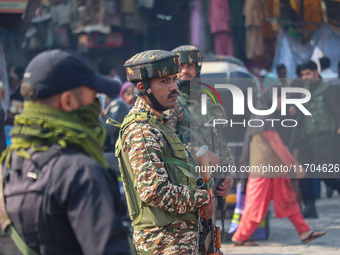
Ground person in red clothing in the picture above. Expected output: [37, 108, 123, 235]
[231, 86, 325, 246]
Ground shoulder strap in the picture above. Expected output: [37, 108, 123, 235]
[27, 144, 63, 183]
[163, 156, 214, 189]
[106, 118, 122, 128]
[163, 156, 195, 179]
[115, 111, 149, 154]
[163, 156, 191, 171]
[0, 164, 39, 255]
[121, 112, 148, 130]
[0, 164, 12, 236]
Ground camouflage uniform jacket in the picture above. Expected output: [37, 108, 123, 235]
[168, 90, 235, 168]
[120, 98, 211, 254]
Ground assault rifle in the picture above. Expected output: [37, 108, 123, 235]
[196, 145, 222, 255]
[206, 116, 229, 242]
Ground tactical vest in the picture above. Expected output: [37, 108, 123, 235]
[176, 92, 209, 146]
[176, 92, 192, 144]
[302, 82, 335, 136]
[0, 145, 81, 255]
[178, 92, 191, 126]
[115, 111, 198, 231]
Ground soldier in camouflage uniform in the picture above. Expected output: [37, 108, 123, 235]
[115, 50, 215, 254]
[169, 45, 234, 197]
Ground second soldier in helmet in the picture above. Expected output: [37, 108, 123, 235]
[169, 45, 235, 198]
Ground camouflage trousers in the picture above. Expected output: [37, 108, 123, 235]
[133, 220, 198, 255]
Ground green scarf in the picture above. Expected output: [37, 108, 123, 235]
[1, 100, 108, 168]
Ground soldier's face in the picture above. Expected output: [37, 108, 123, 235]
[177, 63, 197, 81]
[149, 74, 178, 110]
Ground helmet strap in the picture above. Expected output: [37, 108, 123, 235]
[141, 68, 167, 112]
[146, 91, 167, 112]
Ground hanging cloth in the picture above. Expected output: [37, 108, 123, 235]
[209, 0, 233, 55]
[243, 0, 264, 59]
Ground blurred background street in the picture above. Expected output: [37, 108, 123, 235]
[1, 1, 340, 254]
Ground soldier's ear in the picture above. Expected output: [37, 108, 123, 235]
[136, 82, 144, 91]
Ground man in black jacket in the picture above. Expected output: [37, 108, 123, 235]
[0, 49, 130, 255]
[97, 61, 130, 171]
[297, 61, 339, 218]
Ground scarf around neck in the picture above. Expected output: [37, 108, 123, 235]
[1, 101, 108, 168]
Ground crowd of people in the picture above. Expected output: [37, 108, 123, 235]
[0, 46, 339, 254]
[254, 58, 340, 218]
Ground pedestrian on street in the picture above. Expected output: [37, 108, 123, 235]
[116, 49, 215, 254]
[231, 86, 325, 246]
[0, 49, 130, 255]
[296, 60, 338, 218]
[319, 56, 338, 79]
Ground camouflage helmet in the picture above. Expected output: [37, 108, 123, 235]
[124, 50, 180, 82]
[172, 45, 202, 64]
[124, 50, 180, 111]
[172, 45, 203, 86]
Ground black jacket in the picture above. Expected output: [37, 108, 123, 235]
[0, 148, 130, 255]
